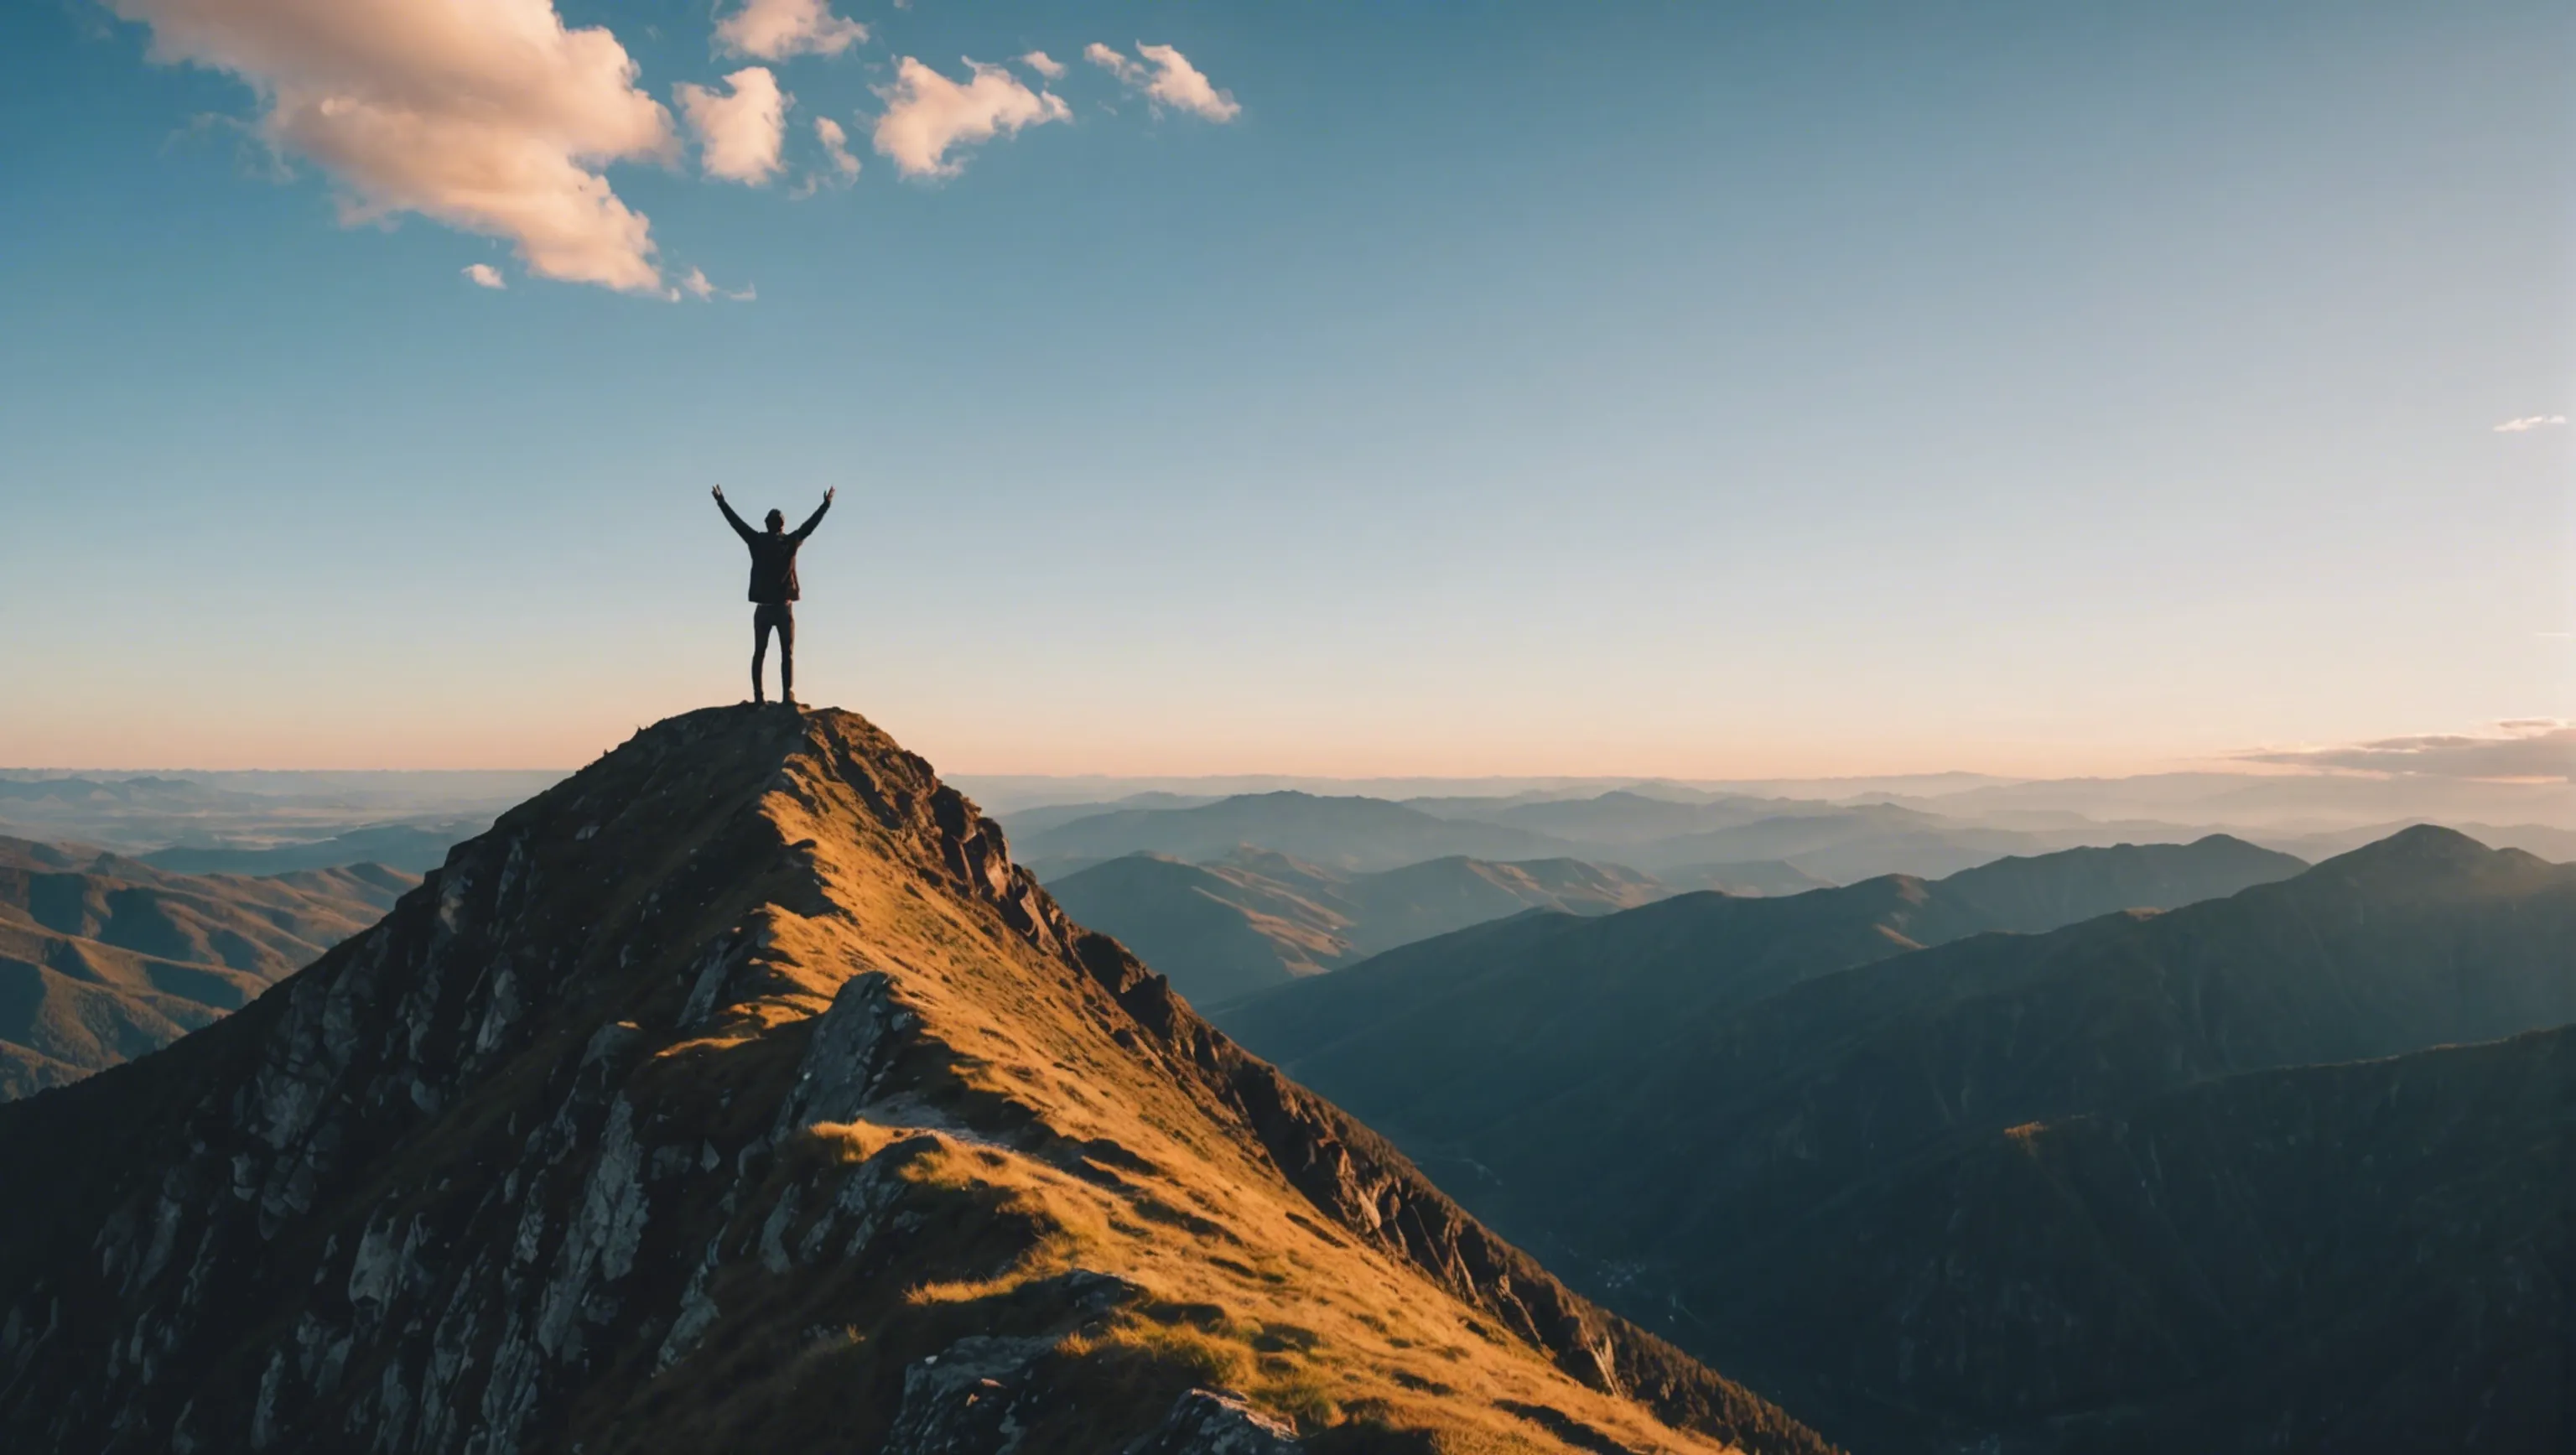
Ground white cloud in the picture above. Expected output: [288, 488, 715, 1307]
[2494, 413, 2567, 433]
[1018, 50, 1064, 79]
[109, 0, 677, 292]
[462, 262, 506, 288]
[1085, 41, 1239, 122]
[870, 56, 1069, 179]
[714, 0, 865, 60]
[2242, 721, 2576, 781]
[677, 267, 756, 302]
[815, 115, 860, 178]
[1083, 42, 1135, 82]
[677, 66, 788, 184]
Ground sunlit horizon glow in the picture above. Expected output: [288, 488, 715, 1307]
[3, 710, 2568, 785]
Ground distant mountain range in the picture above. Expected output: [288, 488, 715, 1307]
[1046, 850, 1670, 1004]
[142, 820, 479, 875]
[2262, 817, 2576, 864]
[1210, 826, 2573, 1452]
[1212, 835, 2309, 1137]
[0, 771, 536, 864]
[1008, 784, 2515, 894]
[1055, 834, 2300, 1009]
[0, 836, 416, 1097]
[1012, 791, 1574, 876]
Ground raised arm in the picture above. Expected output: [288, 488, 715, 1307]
[712, 486, 756, 543]
[790, 487, 836, 542]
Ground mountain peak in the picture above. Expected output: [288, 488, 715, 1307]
[2329, 820, 2487, 861]
[0, 704, 1824, 1455]
[2309, 822, 2537, 888]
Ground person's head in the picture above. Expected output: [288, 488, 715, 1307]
[764, 508, 785, 533]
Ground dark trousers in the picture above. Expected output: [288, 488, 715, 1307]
[752, 601, 795, 701]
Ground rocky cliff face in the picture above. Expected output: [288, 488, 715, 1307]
[0, 706, 1823, 1455]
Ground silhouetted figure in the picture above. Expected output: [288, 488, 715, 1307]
[714, 485, 834, 706]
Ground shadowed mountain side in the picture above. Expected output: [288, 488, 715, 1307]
[1482, 829, 2573, 1253]
[1214, 834, 2308, 1144]
[1011, 792, 1582, 873]
[1213, 828, 2571, 1448]
[1214, 880, 1988, 1142]
[1333, 858, 1670, 958]
[1925, 834, 2305, 933]
[1049, 851, 1672, 1006]
[1697, 1027, 2574, 1454]
[0, 707, 1826, 1455]
[0, 837, 417, 1097]
[1449, 829, 2574, 1451]
[1046, 855, 1352, 1005]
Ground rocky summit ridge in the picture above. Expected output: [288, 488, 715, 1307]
[0, 705, 1825, 1455]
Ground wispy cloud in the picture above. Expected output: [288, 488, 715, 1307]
[790, 115, 860, 197]
[677, 66, 789, 184]
[814, 114, 860, 180]
[677, 267, 756, 303]
[714, 0, 866, 60]
[2494, 413, 2567, 433]
[461, 262, 506, 289]
[2241, 721, 2576, 781]
[109, 0, 676, 292]
[870, 57, 1068, 179]
[1085, 41, 1239, 122]
[1018, 50, 1064, 79]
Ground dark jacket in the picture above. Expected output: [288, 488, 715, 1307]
[719, 497, 829, 603]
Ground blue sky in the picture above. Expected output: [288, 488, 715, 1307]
[1, 0, 2568, 775]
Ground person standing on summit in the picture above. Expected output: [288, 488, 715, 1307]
[713, 485, 834, 707]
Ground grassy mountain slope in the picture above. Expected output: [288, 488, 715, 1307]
[0, 836, 415, 1097]
[0, 707, 1826, 1455]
